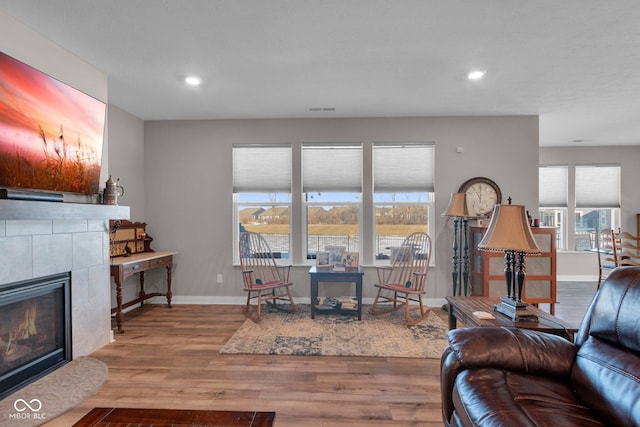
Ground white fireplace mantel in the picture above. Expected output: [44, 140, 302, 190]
[0, 199, 129, 221]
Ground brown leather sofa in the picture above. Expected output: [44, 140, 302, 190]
[441, 266, 640, 427]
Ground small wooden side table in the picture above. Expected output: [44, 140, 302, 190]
[309, 265, 364, 320]
[445, 295, 577, 341]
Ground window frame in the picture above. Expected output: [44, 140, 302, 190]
[539, 165, 568, 250]
[301, 143, 363, 263]
[232, 145, 293, 264]
[538, 164, 621, 252]
[574, 164, 621, 251]
[372, 142, 435, 265]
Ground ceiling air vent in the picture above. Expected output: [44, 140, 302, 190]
[308, 107, 336, 112]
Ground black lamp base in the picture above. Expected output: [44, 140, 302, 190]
[493, 296, 539, 322]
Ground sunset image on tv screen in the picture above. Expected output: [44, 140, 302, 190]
[0, 51, 106, 195]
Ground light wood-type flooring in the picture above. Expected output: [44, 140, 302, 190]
[43, 281, 597, 427]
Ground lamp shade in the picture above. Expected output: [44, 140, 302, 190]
[442, 193, 475, 217]
[477, 204, 540, 253]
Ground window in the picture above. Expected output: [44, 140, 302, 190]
[539, 208, 565, 248]
[539, 164, 620, 251]
[233, 142, 436, 265]
[233, 145, 292, 262]
[302, 144, 362, 259]
[373, 143, 434, 261]
[539, 166, 568, 250]
[575, 165, 620, 250]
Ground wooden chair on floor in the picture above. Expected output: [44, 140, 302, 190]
[370, 232, 432, 326]
[239, 231, 296, 322]
[595, 228, 619, 289]
[618, 231, 640, 269]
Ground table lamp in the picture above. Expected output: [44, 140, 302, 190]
[442, 193, 476, 296]
[477, 197, 541, 322]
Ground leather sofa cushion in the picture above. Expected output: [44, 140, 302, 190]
[570, 267, 640, 426]
[588, 266, 640, 352]
[453, 368, 605, 427]
[572, 337, 640, 427]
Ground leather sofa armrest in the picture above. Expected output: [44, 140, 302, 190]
[441, 346, 461, 426]
[440, 327, 577, 426]
[448, 326, 577, 374]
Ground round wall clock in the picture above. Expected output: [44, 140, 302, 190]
[458, 177, 502, 217]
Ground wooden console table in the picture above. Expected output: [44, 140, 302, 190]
[446, 296, 577, 341]
[110, 251, 176, 333]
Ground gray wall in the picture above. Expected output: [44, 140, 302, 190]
[107, 104, 145, 220]
[142, 116, 539, 305]
[106, 105, 146, 305]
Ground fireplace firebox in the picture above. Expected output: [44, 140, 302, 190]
[0, 273, 71, 399]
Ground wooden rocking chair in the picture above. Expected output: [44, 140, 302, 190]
[239, 231, 296, 322]
[370, 232, 432, 326]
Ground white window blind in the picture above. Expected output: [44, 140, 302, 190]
[539, 166, 568, 207]
[373, 143, 435, 192]
[302, 144, 362, 192]
[232, 145, 292, 192]
[575, 165, 621, 208]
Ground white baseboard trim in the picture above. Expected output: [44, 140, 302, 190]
[558, 275, 598, 282]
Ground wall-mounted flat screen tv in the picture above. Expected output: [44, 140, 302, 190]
[0, 51, 106, 198]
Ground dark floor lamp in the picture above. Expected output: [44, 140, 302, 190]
[477, 198, 541, 322]
[442, 193, 475, 296]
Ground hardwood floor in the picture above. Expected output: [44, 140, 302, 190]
[539, 281, 599, 326]
[44, 281, 597, 427]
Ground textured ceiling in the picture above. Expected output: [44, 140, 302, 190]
[1, 0, 639, 146]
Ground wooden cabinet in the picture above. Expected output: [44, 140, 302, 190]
[469, 226, 557, 313]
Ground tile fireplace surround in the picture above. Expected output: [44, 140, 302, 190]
[0, 200, 129, 358]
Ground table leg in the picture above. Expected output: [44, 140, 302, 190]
[139, 271, 146, 308]
[165, 265, 173, 308]
[448, 304, 457, 330]
[356, 278, 362, 320]
[311, 277, 318, 319]
[115, 278, 124, 333]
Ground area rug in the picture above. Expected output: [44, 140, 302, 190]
[220, 305, 449, 358]
[0, 356, 108, 427]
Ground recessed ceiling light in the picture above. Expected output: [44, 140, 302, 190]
[467, 70, 486, 80]
[185, 76, 201, 86]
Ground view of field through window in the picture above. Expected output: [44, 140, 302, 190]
[240, 204, 428, 259]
